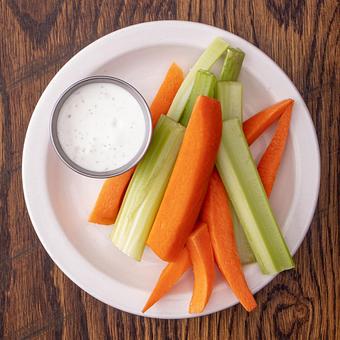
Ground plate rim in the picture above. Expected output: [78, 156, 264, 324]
[22, 20, 320, 319]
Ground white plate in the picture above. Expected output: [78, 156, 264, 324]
[22, 21, 320, 319]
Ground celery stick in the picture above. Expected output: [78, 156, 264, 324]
[220, 47, 245, 81]
[216, 119, 294, 274]
[111, 116, 185, 260]
[217, 81, 255, 264]
[179, 70, 217, 126]
[167, 37, 228, 122]
[216, 81, 243, 121]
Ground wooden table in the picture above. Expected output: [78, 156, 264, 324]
[0, 1, 338, 339]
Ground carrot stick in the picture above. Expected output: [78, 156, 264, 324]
[88, 63, 184, 225]
[243, 99, 293, 145]
[187, 222, 215, 314]
[147, 96, 222, 261]
[88, 168, 135, 224]
[142, 247, 191, 313]
[257, 104, 293, 196]
[150, 63, 184, 128]
[200, 170, 257, 311]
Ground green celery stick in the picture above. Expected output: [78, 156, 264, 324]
[216, 119, 294, 274]
[216, 81, 243, 121]
[111, 115, 185, 261]
[179, 70, 217, 126]
[220, 47, 245, 81]
[217, 81, 255, 264]
[167, 37, 228, 122]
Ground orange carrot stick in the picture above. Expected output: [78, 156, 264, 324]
[200, 170, 257, 311]
[88, 63, 184, 225]
[187, 222, 215, 314]
[257, 104, 293, 196]
[243, 99, 293, 145]
[142, 247, 191, 313]
[147, 96, 222, 261]
[149, 63, 184, 128]
[88, 168, 135, 224]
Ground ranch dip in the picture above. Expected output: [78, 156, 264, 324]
[56, 82, 147, 173]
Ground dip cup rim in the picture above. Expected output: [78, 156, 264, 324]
[50, 76, 152, 179]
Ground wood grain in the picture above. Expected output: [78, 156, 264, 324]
[0, 0, 338, 339]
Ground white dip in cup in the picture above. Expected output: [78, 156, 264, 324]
[50, 76, 152, 178]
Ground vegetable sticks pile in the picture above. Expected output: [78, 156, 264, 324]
[89, 38, 295, 314]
